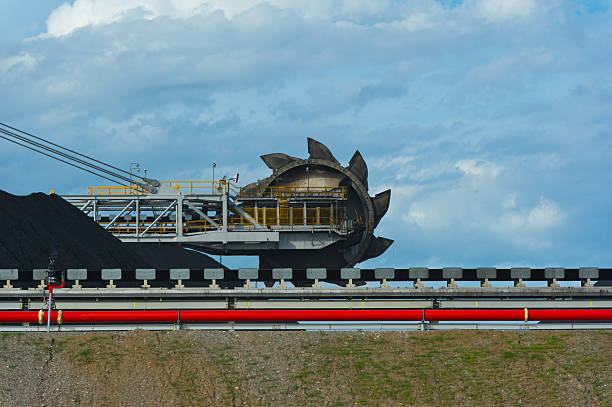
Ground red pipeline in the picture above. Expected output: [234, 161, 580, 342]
[2, 309, 612, 325]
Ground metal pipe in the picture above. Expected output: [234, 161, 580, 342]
[0, 311, 40, 323]
[61, 310, 178, 324]
[180, 309, 424, 322]
[425, 309, 526, 321]
[47, 279, 65, 333]
[529, 309, 612, 321]
[3, 309, 612, 325]
[47, 290, 52, 333]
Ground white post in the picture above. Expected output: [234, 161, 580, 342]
[222, 188, 228, 233]
[47, 290, 52, 333]
[177, 198, 183, 238]
[135, 198, 140, 237]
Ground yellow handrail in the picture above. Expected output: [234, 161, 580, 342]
[88, 180, 245, 196]
[99, 205, 345, 235]
[88, 182, 345, 199]
[238, 185, 345, 200]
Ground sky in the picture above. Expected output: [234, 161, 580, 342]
[0, 0, 611, 269]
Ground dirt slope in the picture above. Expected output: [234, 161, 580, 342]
[1, 330, 611, 406]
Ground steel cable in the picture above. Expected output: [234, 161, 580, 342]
[0, 127, 135, 185]
[0, 122, 148, 182]
[0, 133, 131, 187]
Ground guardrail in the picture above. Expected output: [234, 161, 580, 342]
[95, 206, 347, 235]
[87, 182, 346, 199]
[88, 180, 237, 196]
[238, 185, 346, 200]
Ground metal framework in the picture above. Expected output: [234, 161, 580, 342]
[3, 285, 612, 307]
[3, 284, 612, 331]
[64, 180, 351, 253]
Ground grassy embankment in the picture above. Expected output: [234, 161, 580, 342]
[0, 329, 611, 406]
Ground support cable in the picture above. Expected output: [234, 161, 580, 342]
[0, 127, 135, 185]
[0, 122, 149, 182]
[0, 133, 131, 187]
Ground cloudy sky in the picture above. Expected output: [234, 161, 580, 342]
[1, 0, 611, 268]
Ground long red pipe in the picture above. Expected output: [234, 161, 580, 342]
[2, 309, 612, 325]
[181, 309, 426, 322]
[0, 311, 40, 324]
[61, 310, 178, 324]
[528, 309, 612, 321]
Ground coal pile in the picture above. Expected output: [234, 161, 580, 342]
[0, 190, 148, 269]
[0, 191, 223, 271]
[127, 243, 227, 270]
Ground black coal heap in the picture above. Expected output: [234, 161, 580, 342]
[0, 190, 223, 270]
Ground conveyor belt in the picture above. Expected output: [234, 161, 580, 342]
[2, 267, 610, 290]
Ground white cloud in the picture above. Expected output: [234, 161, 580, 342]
[489, 197, 564, 250]
[493, 197, 564, 233]
[402, 201, 443, 229]
[373, 155, 415, 168]
[527, 197, 563, 229]
[0, 52, 39, 75]
[46, 0, 210, 37]
[469, 49, 553, 84]
[44, 0, 451, 38]
[471, 0, 539, 23]
[455, 159, 502, 179]
[93, 113, 167, 154]
[36, 105, 86, 127]
[392, 155, 566, 253]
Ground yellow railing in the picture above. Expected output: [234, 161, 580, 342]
[88, 181, 344, 199]
[100, 206, 346, 235]
[163, 180, 240, 195]
[102, 222, 180, 236]
[88, 185, 146, 195]
[238, 185, 346, 200]
[88, 180, 239, 196]
[228, 207, 343, 227]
